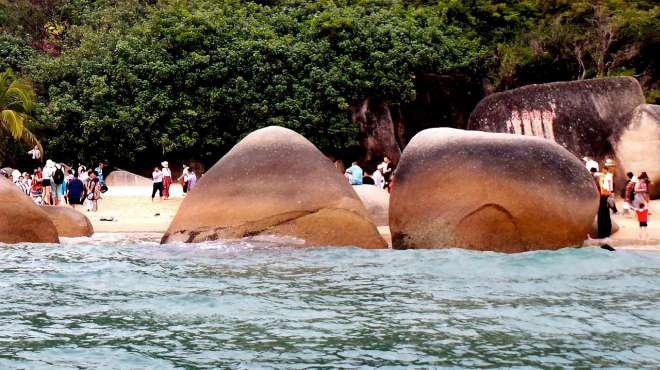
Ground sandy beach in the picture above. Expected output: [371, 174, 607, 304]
[75, 185, 659, 250]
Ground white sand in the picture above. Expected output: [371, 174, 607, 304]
[78, 186, 659, 250]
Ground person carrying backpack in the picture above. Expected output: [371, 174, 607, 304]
[52, 164, 65, 206]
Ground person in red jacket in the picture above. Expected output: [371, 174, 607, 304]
[635, 203, 649, 241]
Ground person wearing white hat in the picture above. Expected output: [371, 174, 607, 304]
[373, 164, 385, 189]
[161, 161, 172, 199]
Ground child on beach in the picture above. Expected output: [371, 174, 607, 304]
[635, 203, 649, 241]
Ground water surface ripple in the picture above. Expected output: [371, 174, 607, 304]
[1, 235, 659, 369]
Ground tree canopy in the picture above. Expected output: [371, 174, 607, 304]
[0, 0, 657, 169]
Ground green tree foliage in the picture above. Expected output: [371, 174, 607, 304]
[0, 68, 41, 163]
[28, 0, 482, 166]
[0, 0, 657, 168]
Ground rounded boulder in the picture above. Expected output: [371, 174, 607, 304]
[615, 104, 660, 199]
[0, 177, 59, 244]
[161, 126, 386, 248]
[389, 128, 599, 252]
[41, 206, 94, 237]
[352, 185, 389, 226]
[105, 170, 152, 187]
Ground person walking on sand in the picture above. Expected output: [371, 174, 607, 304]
[66, 172, 84, 209]
[623, 172, 637, 216]
[381, 157, 393, 188]
[601, 165, 617, 214]
[161, 161, 172, 199]
[52, 163, 65, 206]
[187, 169, 197, 192]
[85, 171, 100, 212]
[179, 166, 190, 195]
[152, 166, 164, 201]
[634, 172, 650, 209]
[635, 203, 649, 241]
[373, 164, 384, 189]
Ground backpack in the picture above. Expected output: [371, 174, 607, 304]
[53, 168, 65, 184]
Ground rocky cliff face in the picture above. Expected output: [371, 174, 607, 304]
[351, 73, 488, 168]
[467, 77, 646, 163]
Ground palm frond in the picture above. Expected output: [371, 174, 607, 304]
[4, 81, 35, 113]
[1, 109, 25, 139]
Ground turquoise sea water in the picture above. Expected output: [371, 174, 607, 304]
[1, 234, 659, 369]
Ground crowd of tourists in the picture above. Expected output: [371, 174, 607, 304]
[585, 157, 651, 240]
[151, 161, 197, 201]
[344, 156, 395, 191]
[2, 159, 106, 212]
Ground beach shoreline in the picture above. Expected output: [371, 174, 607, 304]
[72, 185, 659, 251]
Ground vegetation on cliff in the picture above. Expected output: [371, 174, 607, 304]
[0, 0, 658, 168]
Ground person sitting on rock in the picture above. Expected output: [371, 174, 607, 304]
[345, 162, 363, 185]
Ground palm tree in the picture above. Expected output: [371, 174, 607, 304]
[0, 68, 42, 157]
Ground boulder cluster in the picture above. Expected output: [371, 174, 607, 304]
[2, 77, 655, 252]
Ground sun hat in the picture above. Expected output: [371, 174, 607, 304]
[161, 161, 169, 167]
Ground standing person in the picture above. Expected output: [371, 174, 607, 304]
[380, 157, 394, 188]
[161, 161, 172, 200]
[95, 163, 105, 185]
[41, 160, 55, 205]
[151, 166, 164, 201]
[179, 166, 189, 195]
[623, 172, 637, 216]
[52, 164, 65, 206]
[27, 145, 41, 161]
[634, 172, 650, 209]
[373, 164, 384, 189]
[85, 171, 100, 212]
[601, 165, 617, 214]
[31, 168, 44, 205]
[634, 203, 649, 241]
[187, 170, 197, 192]
[345, 162, 363, 185]
[66, 172, 84, 209]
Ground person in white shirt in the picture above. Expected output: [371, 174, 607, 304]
[42, 159, 55, 205]
[373, 164, 385, 189]
[583, 156, 599, 172]
[151, 167, 164, 201]
[27, 146, 41, 160]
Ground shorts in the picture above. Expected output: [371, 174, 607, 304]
[69, 196, 82, 205]
[42, 179, 51, 186]
[640, 222, 648, 227]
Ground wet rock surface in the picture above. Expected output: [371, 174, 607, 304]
[41, 206, 94, 237]
[0, 177, 59, 244]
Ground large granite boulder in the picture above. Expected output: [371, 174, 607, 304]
[615, 104, 660, 199]
[0, 177, 59, 244]
[352, 185, 389, 226]
[161, 126, 386, 248]
[105, 170, 152, 187]
[41, 206, 94, 237]
[389, 128, 599, 252]
[467, 77, 645, 168]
